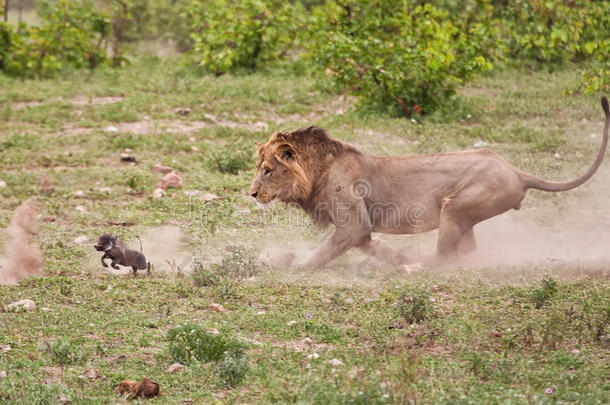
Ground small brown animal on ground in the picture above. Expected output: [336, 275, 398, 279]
[249, 97, 610, 269]
[94, 234, 150, 275]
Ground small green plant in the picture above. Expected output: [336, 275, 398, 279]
[44, 339, 89, 365]
[205, 141, 255, 174]
[192, 246, 259, 288]
[531, 276, 558, 309]
[396, 289, 434, 324]
[216, 354, 250, 388]
[167, 323, 246, 364]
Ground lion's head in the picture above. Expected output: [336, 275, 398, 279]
[249, 126, 355, 206]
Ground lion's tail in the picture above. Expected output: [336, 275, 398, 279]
[524, 96, 609, 192]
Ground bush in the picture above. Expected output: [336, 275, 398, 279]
[185, 0, 307, 74]
[205, 141, 256, 174]
[0, 0, 112, 77]
[167, 323, 246, 363]
[216, 354, 250, 388]
[396, 289, 434, 324]
[44, 338, 90, 365]
[530, 276, 558, 309]
[309, 1, 491, 115]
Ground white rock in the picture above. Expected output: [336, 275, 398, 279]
[200, 192, 219, 202]
[152, 188, 165, 199]
[306, 352, 319, 359]
[0, 180, 6, 188]
[75, 205, 87, 214]
[6, 299, 36, 311]
[99, 187, 112, 193]
[571, 349, 580, 355]
[105, 125, 119, 133]
[328, 358, 343, 366]
[1, 345, 11, 353]
[73, 236, 89, 245]
[166, 362, 185, 373]
[84, 368, 101, 379]
[74, 190, 85, 197]
[287, 320, 297, 326]
[256, 310, 266, 316]
[208, 328, 221, 335]
[0, 370, 7, 379]
[474, 139, 489, 148]
[209, 303, 225, 312]
[554, 152, 561, 159]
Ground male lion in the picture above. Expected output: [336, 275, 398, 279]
[250, 97, 609, 269]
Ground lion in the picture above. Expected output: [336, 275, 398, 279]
[249, 97, 609, 269]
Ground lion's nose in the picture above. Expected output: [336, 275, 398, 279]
[251, 192, 258, 198]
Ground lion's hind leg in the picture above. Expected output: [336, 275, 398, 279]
[358, 237, 412, 266]
[458, 228, 477, 255]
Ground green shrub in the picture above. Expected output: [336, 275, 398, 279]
[0, 0, 112, 77]
[44, 338, 90, 365]
[396, 289, 434, 324]
[205, 141, 255, 174]
[185, 0, 307, 74]
[216, 354, 250, 388]
[530, 276, 558, 309]
[309, 1, 491, 115]
[167, 323, 246, 363]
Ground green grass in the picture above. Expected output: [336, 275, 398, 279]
[0, 58, 609, 403]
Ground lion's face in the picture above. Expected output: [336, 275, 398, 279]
[249, 146, 297, 204]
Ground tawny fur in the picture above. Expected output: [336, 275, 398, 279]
[0, 198, 42, 284]
[250, 97, 610, 269]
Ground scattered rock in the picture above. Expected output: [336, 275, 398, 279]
[473, 139, 489, 148]
[73, 236, 89, 245]
[75, 205, 88, 214]
[328, 358, 343, 366]
[209, 328, 221, 335]
[59, 395, 71, 404]
[0, 370, 7, 379]
[302, 337, 313, 347]
[166, 362, 185, 374]
[306, 352, 319, 360]
[151, 164, 174, 175]
[99, 186, 112, 193]
[84, 368, 101, 379]
[40, 173, 54, 194]
[253, 121, 268, 131]
[209, 303, 225, 312]
[571, 349, 580, 355]
[120, 154, 137, 163]
[554, 152, 561, 159]
[175, 107, 191, 116]
[287, 320, 297, 326]
[152, 188, 165, 199]
[256, 310, 266, 316]
[105, 125, 119, 133]
[200, 192, 219, 202]
[42, 307, 51, 312]
[6, 299, 36, 312]
[74, 190, 85, 197]
[0, 180, 6, 188]
[190, 146, 199, 152]
[156, 172, 183, 189]
[1, 345, 11, 353]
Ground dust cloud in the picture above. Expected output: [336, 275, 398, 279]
[0, 199, 42, 285]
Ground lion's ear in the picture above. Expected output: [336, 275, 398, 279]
[274, 143, 295, 161]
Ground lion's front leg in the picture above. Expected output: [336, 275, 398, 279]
[358, 237, 413, 266]
[301, 228, 370, 270]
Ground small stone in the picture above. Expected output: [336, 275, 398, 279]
[99, 186, 112, 193]
[59, 395, 71, 404]
[554, 152, 561, 159]
[208, 328, 221, 335]
[1, 345, 10, 353]
[328, 358, 343, 366]
[473, 139, 489, 148]
[190, 146, 199, 152]
[152, 188, 165, 198]
[571, 349, 580, 355]
[42, 307, 51, 312]
[200, 192, 219, 202]
[74, 190, 85, 197]
[75, 205, 87, 214]
[166, 362, 185, 374]
[151, 164, 174, 175]
[124, 148, 133, 153]
[287, 320, 297, 326]
[306, 352, 319, 359]
[84, 368, 101, 379]
[0, 180, 6, 188]
[73, 236, 89, 245]
[0, 370, 7, 379]
[253, 121, 268, 131]
[256, 310, 266, 315]
[105, 125, 119, 133]
[156, 172, 182, 189]
[209, 303, 225, 312]
[302, 337, 313, 347]
[6, 299, 36, 311]
[175, 107, 191, 116]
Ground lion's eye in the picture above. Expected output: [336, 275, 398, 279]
[264, 168, 272, 177]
